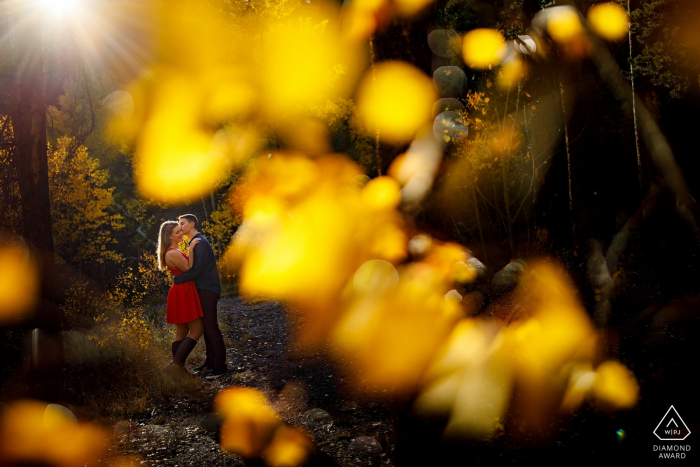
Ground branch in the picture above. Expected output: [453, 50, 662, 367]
[112, 201, 157, 247]
[584, 14, 700, 241]
[589, 182, 662, 328]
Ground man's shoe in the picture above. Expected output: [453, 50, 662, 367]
[194, 362, 211, 372]
[205, 366, 229, 381]
[196, 365, 213, 378]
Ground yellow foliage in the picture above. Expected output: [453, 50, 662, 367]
[309, 98, 356, 127]
[497, 57, 526, 89]
[202, 198, 241, 256]
[227, 152, 408, 345]
[215, 387, 282, 458]
[264, 426, 314, 467]
[132, 74, 259, 203]
[394, 0, 434, 16]
[415, 319, 512, 438]
[361, 176, 402, 211]
[333, 262, 464, 389]
[356, 61, 436, 143]
[118, 0, 364, 204]
[49, 137, 124, 265]
[0, 242, 39, 325]
[63, 252, 168, 352]
[0, 400, 108, 467]
[462, 29, 506, 69]
[592, 360, 640, 410]
[587, 2, 630, 41]
[261, 3, 364, 116]
[414, 261, 639, 437]
[0, 116, 21, 233]
[546, 6, 584, 43]
[560, 362, 597, 412]
[505, 261, 596, 383]
[419, 241, 475, 283]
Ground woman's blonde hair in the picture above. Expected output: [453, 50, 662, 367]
[157, 221, 179, 270]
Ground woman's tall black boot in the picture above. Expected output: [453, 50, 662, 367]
[172, 340, 182, 358]
[167, 337, 197, 379]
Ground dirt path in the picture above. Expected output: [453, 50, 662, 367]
[110, 298, 396, 466]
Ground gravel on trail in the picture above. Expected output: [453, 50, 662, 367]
[109, 297, 396, 466]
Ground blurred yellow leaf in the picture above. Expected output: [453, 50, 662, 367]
[394, 0, 434, 16]
[341, 4, 379, 41]
[560, 362, 596, 412]
[228, 153, 408, 345]
[134, 74, 257, 203]
[587, 2, 629, 41]
[462, 29, 506, 69]
[333, 263, 464, 390]
[262, 2, 364, 116]
[354, 259, 399, 296]
[546, 6, 584, 43]
[497, 261, 597, 429]
[415, 319, 512, 438]
[592, 360, 639, 410]
[497, 57, 526, 89]
[0, 243, 39, 324]
[356, 61, 436, 143]
[420, 241, 476, 284]
[43, 404, 77, 430]
[0, 400, 107, 467]
[507, 261, 595, 382]
[368, 222, 408, 263]
[216, 387, 282, 458]
[361, 176, 402, 211]
[264, 426, 314, 467]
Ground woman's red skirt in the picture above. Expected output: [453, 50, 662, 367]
[166, 281, 203, 324]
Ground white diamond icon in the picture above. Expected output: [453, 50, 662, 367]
[654, 405, 691, 441]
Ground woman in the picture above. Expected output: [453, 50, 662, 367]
[157, 220, 203, 377]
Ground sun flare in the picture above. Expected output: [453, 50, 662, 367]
[43, 0, 81, 17]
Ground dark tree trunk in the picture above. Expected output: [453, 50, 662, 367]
[10, 2, 62, 372]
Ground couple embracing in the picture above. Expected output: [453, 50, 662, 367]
[157, 214, 227, 380]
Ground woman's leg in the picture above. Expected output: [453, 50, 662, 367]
[169, 319, 204, 375]
[186, 318, 203, 341]
[175, 323, 189, 341]
[172, 323, 190, 358]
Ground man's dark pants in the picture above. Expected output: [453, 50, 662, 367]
[198, 289, 226, 368]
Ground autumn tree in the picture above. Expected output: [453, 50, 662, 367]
[630, 0, 700, 99]
[0, 116, 21, 232]
[48, 137, 124, 270]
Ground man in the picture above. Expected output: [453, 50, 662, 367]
[174, 214, 228, 380]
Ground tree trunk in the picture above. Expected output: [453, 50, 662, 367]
[471, 182, 488, 263]
[559, 79, 575, 238]
[11, 2, 61, 339]
[628, 0, 643, 194]
[501, 158, 515, 257]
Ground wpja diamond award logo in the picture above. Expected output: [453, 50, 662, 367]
[653, 405, 691, 459]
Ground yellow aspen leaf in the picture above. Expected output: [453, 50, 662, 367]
[462, 29, 506, 69]
[588, 2, 629, 41]
[356, 61, 436, 143]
